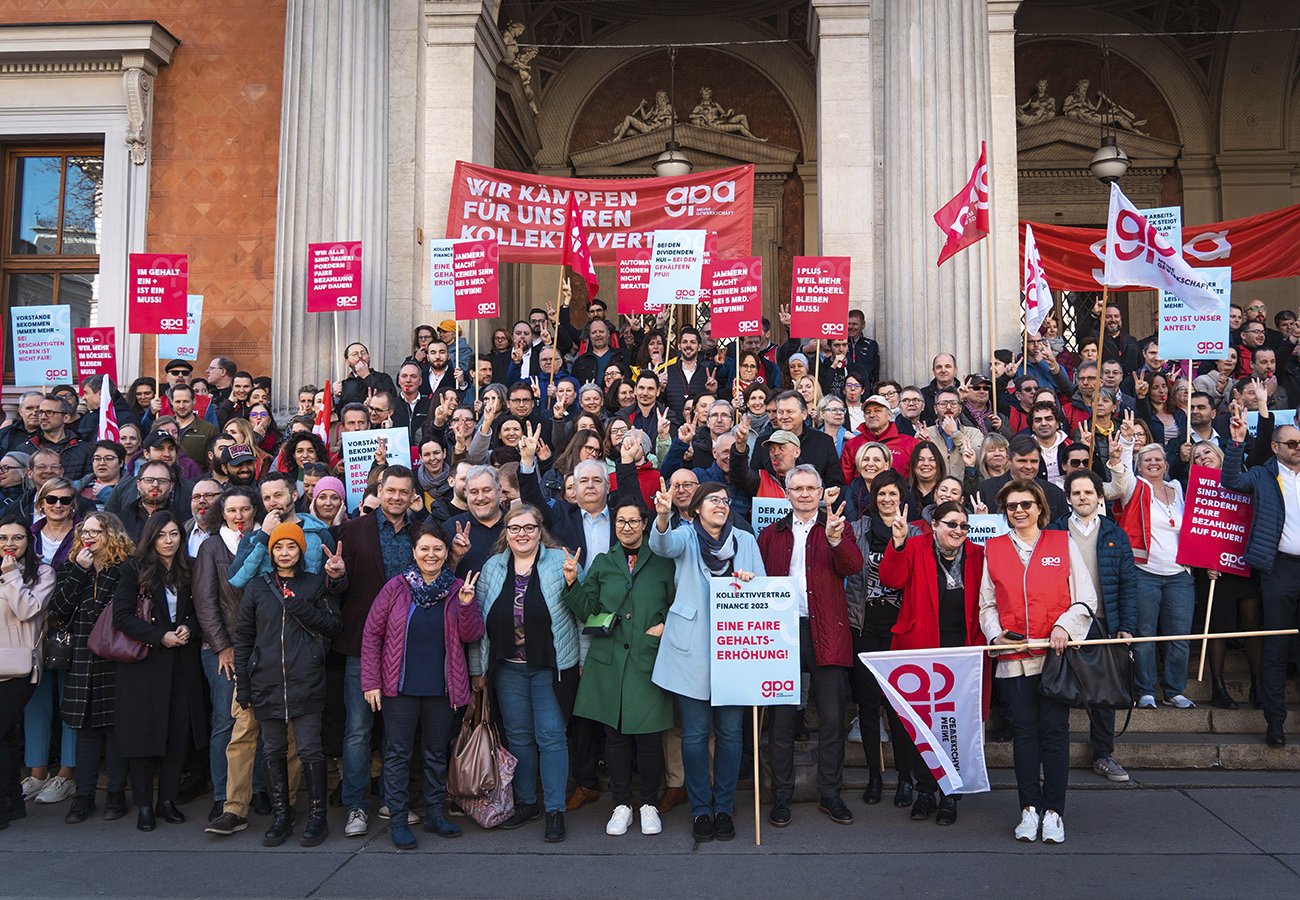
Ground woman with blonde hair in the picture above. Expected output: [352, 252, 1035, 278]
[221, 418, 272, 478]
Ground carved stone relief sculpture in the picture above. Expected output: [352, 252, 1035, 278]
[1062, 78, 1147, 135]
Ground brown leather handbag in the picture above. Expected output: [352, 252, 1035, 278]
[88, 589, 152, 663]
[447, 687, 501, 800]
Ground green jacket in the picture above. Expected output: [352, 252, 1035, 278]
[562, 542, 676, 734]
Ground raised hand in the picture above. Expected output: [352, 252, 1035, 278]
[961, 442, 978, 468]
[323, 542, 346, 579]
[941, 414, 959, 437]
[734, 412, 751, 446]
[972, 494, 989, 514]
[657, 415, 672, 442]
[74, 546, 95, 570]
[825, 501, 846, 545]
[1119, 408, 1136, 443]
[705, 367, 718, 393]
[620, 432, 640, 464]
[678, 420, 696, 445]
[1134, 372, 1149, 399]
[561, 547, 582, 586]
[458, 570, 480, 605]
[452, 521, 472, 557]
[373, 436, 388, 465]
[778, 303, 791, 327]
[653, 477, 673, 519]
[1229, 410, 1248, 443]
[560, 277, 572, 307]
[890, 504, 910, 546]
[520, 421, 541, 465]
[824, 485, 841, 507]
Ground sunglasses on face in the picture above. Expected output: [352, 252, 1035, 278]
[43, 495, 75, 506]
[938, 520, 969, 531]
[1277, 440, 1300, 450]
[1004, 500, 1037, 512]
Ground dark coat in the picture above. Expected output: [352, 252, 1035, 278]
[977, 472, 1068, 521]
[749, 425, 845, 489]
[520, 466, 617, 562]
[331, 513, 411, 656]
[661, 361, 713, 424]
[1047, 513, 1139, 635]
[339, 370, 398, 409]
[1222, 441, 1287, 573]
[110, 560, 207, 758]
[571, 347, 628, 387]
[234, 570, 342, 720]
[48, 561, 123, 730]
[192, 534, 241, 653]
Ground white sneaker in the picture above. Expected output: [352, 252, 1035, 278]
[1162, 694, 1196, 709]
[1137, 694, 1157, 709]
[1041, 810, 1065, 844]
[20, 776, 48, 801]
[605, 804, 633, 836]
[639, 804, 662, 835]
[1014, 806, 1040, 842]
[847, 716, 862, 743]
[34, 775, 75, 804]
[345, 807, 369, 837]
[378, 805, 419, 824]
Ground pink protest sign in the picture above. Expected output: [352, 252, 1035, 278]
[452, 239, 500, 320]
[128, 253, 188, 334]
[307, 242, 363, 312]
[789, 255, 851, 340]
[73, 327, 117, 380]
[709, 257, 763, 339]
[616, 249, 663, 315]
[1176, 464, 1253, 576]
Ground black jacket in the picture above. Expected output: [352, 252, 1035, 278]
[339, 370, 397, 408]
[571, 347, 628, 387]
[748, 425, 845, 488]
[234, 570, 342, 721]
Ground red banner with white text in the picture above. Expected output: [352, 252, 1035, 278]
[1022, 202, 1300, 291]
[445, 161, 754, 266]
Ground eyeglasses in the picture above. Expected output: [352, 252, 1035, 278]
[1003, 500, 1037, 512]
[703, 495, 732, 507]
[0, 465, 20, 474]
[249, 411, 269, 419]
[191, 491, 223, 502]
[505, 523, 539, 536]
[91, 455, 120, 464]
[1276, 440, 1300, 450]
[43, 495, 75, 506]
[615, 519, 643, 529]
[936, 400, 959, 408]
[938, 520, 969, 531]
[900, 397, 923, 405]
[139, 477, 172, 486]
[36, 409, 63, 417]
[824, 407, 846, 415]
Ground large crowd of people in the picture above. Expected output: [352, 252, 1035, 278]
[0, 290, 1295, 848]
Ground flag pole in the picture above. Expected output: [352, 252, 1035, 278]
[473, 320, 479, 406]
[1196, 580, 1218, 682]
[1185, 358, 1193, 444]
[865, 628, 1298, 659]
[985, 239, 996, 378]
[1089, 285, 1108, 467]
[752, 707, 762, 847]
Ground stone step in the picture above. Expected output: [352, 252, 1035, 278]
[1181, 675, 1296, 704]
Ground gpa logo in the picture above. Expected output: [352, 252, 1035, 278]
[1039, 556, 1062, 567]
[1112, 208, 1177, 264]
[45, 368, 70, 380]
[761, 680, 795, 699]
[477, 302, 496, 315]
[1219, 551, 1246, 569]
[819, 322, 844, 337]
[888, 663, 955, 723]
[737, 319, 759, 332]
[159, 318, 186, 330]
[1196, 341, 1225, 355]
[335, 295, 360, 309]
[665, 181, 736, 217]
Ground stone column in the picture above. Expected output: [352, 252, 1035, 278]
[879, 0, 999, 383]
[809, 0, 875, 338]
[987, 1, 1023, 353]
[271, 0, 390, 408]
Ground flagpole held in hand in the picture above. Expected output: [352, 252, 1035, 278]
[753, 707, 762, 847]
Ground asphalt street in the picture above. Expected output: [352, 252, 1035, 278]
[2, 770, 1297, 899]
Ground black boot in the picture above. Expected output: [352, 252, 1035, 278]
[862, 771, 883, 805]
[299, 761, 329, 847]
[262, 757, 293, 847]
[1250, 681, 1263, 710]
[1211, 676, 1238, 710]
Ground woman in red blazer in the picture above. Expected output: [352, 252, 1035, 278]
[878, 500, 985, 826]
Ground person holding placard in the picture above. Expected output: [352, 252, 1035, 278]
[980, 479, 1097, 844]
[649, 481, 764, 843]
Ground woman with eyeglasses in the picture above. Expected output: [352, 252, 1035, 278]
[22, 478, 83, 808]
[80, 440, 126, 511]
[48, 513, 134, 823]
[222, 419, 271, 478]
[112, 511, 207, 832]
[879, 500, 986, 825]
[562, 500, 676, 838]
[817, 395, 849, 457]
[649, 481, 764, 843]
[246, 403, 281, 455]
[980, 479, 1096, 844]
[842, 375, 867, 430]
[0, 511, 57, 829]
[468, 504, 579, 843]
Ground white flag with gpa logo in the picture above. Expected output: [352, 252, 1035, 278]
[860, 646, 990, 795]
[1103, 183, 1220, 313]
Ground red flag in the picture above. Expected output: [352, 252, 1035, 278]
[934, 142, 989, 266]
[562, 196, 599, 299]
[98, 378, 120, 443]
[313, 380, 332, 445]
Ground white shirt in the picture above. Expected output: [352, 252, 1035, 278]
[1278, 464, 1300, 556]
[187, 525, 208, 559]
[165, 586, 178, 620]
[1068, 512, 1099, 537]
[1143, 481, 1186, 576]
[789, 513, 817, 617]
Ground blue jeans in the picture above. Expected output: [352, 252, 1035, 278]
[23, 669, 75, 769]
[342, 655, 375, 811]
[201, 647, 237, 802]
[493, 664, 569, 813]
[676, 695, 743, 818]
[1133, 569, 1195, 699]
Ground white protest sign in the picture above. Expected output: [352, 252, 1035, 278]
[709, 575, 801, 707]
[647, 229, 706, 305]
[1159, 267, 1230, 360]
[1245, 409, 1296, 437]
[157, 294, 204, 360]
[429, 239, 456, 313]
[750, 497, 793, 537]
[965, 514, 1010, 546]
[340, 427, 411, 512]
[1139, 205, 1182, 251]
[11, 305, 72, 385]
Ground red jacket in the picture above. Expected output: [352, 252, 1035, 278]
[840, 421, 917, 483]
[878, 535, 984, 651]
[757, 513, 863, 667]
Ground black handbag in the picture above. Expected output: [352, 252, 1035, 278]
[1039, 603, 1135, 717]
[41, 624, 73, 671]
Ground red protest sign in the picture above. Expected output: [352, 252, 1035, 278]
[128, 253, 188, 334]
[616, 249, 663, 316]
[307, 241, 363, 312]
[709, 257, 763, 339]
[1176, 464, 1253, 576]
[452, 239, 500, 320]
[73, 327, 117, 380]
[789, 256, 850, 340]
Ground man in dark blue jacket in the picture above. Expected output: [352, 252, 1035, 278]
[1049, 468, 1139, 780]
[1222, 418, 1300, 748]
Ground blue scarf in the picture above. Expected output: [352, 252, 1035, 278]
[403, 566, 456, 609]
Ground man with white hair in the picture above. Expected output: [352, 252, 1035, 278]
[446, 464, 505, 576]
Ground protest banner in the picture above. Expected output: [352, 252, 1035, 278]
[1177, 464, 1252, 577]
[709, 257, 764, 339]
[73, 327, 117, 380]
[11, 305, 72, 385]
[965, 514, 1010, 546]
[157, 295, 203, 360]
[789, 256, 851, 340]
[340, 427, 411, 512]
[1140, 205, 1182, 250]
[750, 497, 793, 537]
[452, 239, 500, 320]
[306, 242, 363, 313]
[860, 647, 990, 794]
[446, 161, 754, 265]
[428, 239, 456, 312]
[709, 575, 800, 707]
[615, 249, 662, 315]
[647, 230, 707, 306]
[128, 253, 188, 334]
[1159, 267, 1230, 360]
[1245, 409, 1295, 437]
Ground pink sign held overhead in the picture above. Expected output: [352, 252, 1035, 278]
[709, 257, 763, 339]
[452, 239, 500, 320]
[789, 255, 850, 340]
[73, 327, 117, 380]
[616, 249, 663, 316]
[128, 253, 188, 334]
[1176, 465, 1253, 577]
[307, 241, 363, 313]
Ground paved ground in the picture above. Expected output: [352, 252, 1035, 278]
[2, 769, 1298, 899]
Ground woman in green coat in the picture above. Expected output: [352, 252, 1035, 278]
[562, 499, 675, 838]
